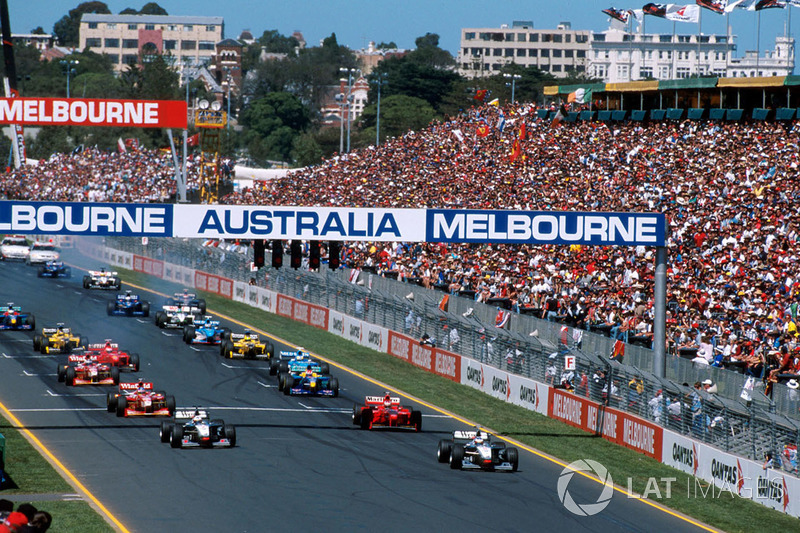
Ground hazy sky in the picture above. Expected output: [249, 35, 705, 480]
[8, 0, 795, 60]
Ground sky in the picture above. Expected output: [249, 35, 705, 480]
[7, 0, 797, 62]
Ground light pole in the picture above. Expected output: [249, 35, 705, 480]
[503, 73, 521, 103]
[371, 73, 388, 147]
[223, 66, 232, 130]
[60, 59, 79, 98]
[339, 67, 360, 153]
[335, 87, 346, 154]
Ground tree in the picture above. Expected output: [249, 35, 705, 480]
[371, 57, 458, 113]
[357, 94, 435, 143]
[31, 27, 46, 35]
[257, 30, 299, 54]
[138, 2, 168, 15]
[291, 133, 323, 167]
[407, 33, 454, 69]
[53, 2, 110, 47]
[239, 92, 310, 163]
[375, 41, 397, 50]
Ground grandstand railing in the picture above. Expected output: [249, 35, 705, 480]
[103, 236, 800, 476]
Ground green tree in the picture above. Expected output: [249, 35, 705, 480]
[291, 132, 323, 167]
[257, 30, 299, 54]
[358, 94, 435, 143]
[375, 41, 397, 50]
[239, 92, 310, 163]
[26, 127, 72, 159]
[371, 57, 458, 113]
[407, 33, 454, 69]
[139, 2, 168, 15]
[53, 1, 110, 46]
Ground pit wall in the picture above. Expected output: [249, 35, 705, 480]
[81, 241, 799, 518]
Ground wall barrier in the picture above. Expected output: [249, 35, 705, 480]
[77, 238, 800, 519]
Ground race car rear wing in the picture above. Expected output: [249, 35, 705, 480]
[88, 343, 119, 349]
[230, 333, 259, 340]
[0, 306, 22, 312]
[120, 382, 153, 391]
[453, 430, 489, 442]
[68, 354, 96, 362]
[365, 396, 401, 406]
[174, 408, 209, 420]
[88, 270, 118, 276]
[42, 327, 69, 335]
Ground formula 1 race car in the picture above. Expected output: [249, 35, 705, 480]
[352, 395, 422, 431]
[280, 366, 339, 397]
[33, 324, 87, 354]
[437, 430, 519, 472]
[159, 408, 236, 449]
[182, 316, 230, 345]
[107, 381, 176, 417]
[219, 330, 274, 360]
[83, 268, 121, 290]
[37, 260, 72, 278]
[78, 341, 140, 372]
[57, 354, 120, 386]
[269, 348, 330, 376]
[154, 304, 202, 329]
[168, 289, 207, 315]
[0, 304, 35, 331]
[107, 291, 150, 317]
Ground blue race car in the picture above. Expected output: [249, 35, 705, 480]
[281, 366, 339, 397]
[269, 347, 330, 376]
[182, 316, 230, 345]
[0, 303, 35, 331]
[107, 290, 151, 317]
[37, 260, 71, 278]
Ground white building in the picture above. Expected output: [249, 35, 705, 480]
[726, 36, 794, 78]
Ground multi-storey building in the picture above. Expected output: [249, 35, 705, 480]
[457, 21, 591, 78]
[12, 33, 53, 52]
[79, 14, 224, 71]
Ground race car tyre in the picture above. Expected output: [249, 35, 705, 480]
[221, 328, 231, 340]
[111, 367, 120, 385]
[183, 325, 195, 344]
[170, 424, 183, 448]
[282, 379, 292, 396]
[352, 404, 362, 426]
[160, 421, 172, 443]
[224, 424, 236, 447]
[197, 299, 207, 314]
[112, 277, 121, 290]
[506, 447, 519, 472]
[211, 419, 224, 426]
[65, 366, 76, 387]
[141, 302, 150, 317]
[106, 393, 117, 412]
[269, 359, 279, 376]
[265, 343, 274, 358]
[450, 444, 464, 470]
[33, 335, 42, 352]
[37, 267, 44, 278]
[320, 363, 330, 375]
[278, 361, 289, 375]
[220, 340, 233, 358]
[411, 410, 422, 432]
[116, 396, 126, 417]
[130, 353, 140, 372]
[57, 364, 68, 383]
[154, 311, 164, 328]
[166, 395, 176, 415]
[329, 377, 339, 398]
[82, 276, 91, 289]
[40, 337, 49, 354]
[64, 267, 71, 278]
[106, 301, 116, 316]
[437, 440, 452, 463]
[25, 314, 35, 330]
[79, 336, 88, 349]
[360, 409, 372, 430]
[277, 373, 287, 392]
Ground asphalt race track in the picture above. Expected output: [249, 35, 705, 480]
[0, 253, 710, 533]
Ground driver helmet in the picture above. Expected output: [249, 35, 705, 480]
[124, 291, 132, 302]
[192, 409, 203, 424]
[474, 434, 484, 445]
[305, 365, 314, 376]
[383, 393, 392, 408]
[136, 378, 145, 392]
[104, 340, 113, 352]
[204, 317, 212, 326]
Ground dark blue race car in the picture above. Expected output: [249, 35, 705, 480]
[281, 366, 339, 397]
[182, 316, 230, 345]
[0, 304, 35, 331]
[169, 289, 207, 315]
[107, 291, 150, 317]
[37, 260, 72, 278]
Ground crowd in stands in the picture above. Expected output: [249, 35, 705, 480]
[0, 500, 51, 532]
[3, 101, 800, 398]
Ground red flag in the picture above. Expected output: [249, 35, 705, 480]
[611, 339, 626, 361]
[550, 105, 568, 128]
[474, 89, 487, 102]
[438, 294, 450, 312]
[509, 139, 521, 162]
[495, 309, 510, 328]
[476, 122, 490, 137]
[519, 121, 526, 141]
[187, 133, 200, 146]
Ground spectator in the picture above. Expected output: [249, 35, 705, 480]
[701, 378, 718, 394]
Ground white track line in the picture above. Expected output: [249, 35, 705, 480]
[23, 370, 57, 377]
[46, 390, 107, 397]
[256, 381, 276, 388]
[3, 353, 55, 359]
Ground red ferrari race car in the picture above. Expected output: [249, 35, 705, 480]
[57, 354, 120, 386]
[352, 394, 422, 431]
[83, 340, 140, 372]
[107, 380, 176, 418]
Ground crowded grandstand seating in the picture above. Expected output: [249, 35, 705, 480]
[3, 102, 800, 395]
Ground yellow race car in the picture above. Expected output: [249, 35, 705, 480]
[220, 330, 274, 360]
[33, 323, 87, 354]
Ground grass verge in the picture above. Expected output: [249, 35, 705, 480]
[86, 262, 800, 532]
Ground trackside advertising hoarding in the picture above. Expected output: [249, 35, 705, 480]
[2, 202, 666, 246]
[0, 98, 187, 128]
[460, 358, 549, 416]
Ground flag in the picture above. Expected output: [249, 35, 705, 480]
[348, 268, 361, 284]
[643, 3, 700, 21]
[509, 139, 521, 162]
[452, 129, 465, 144]
[124, 138, 139, 151]
[476, 122, 490, 137]
[752, 0, 786, 9]
[72, 144, 84, 154]
[642, 3, 668, 16]
[495, 309, 510, 328]
[696, 0, 728, 12]
[568, 87, 592, 104]
[438, 294, 450, 312]
[602, 7, 631, 22]
[187, 133, 200, 146]
[474, 89, 487, 102]
[610, 339, 625, 361]
[487, 98, 500, 107]
[496, 112, 506, 132]
[117, 138, 126, 153]
[519, 121, 526, 141]
[551, 105, 567, 128]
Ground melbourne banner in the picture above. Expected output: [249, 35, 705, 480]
[0, 98, 187, 128]
[0, 202, 666, 246]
